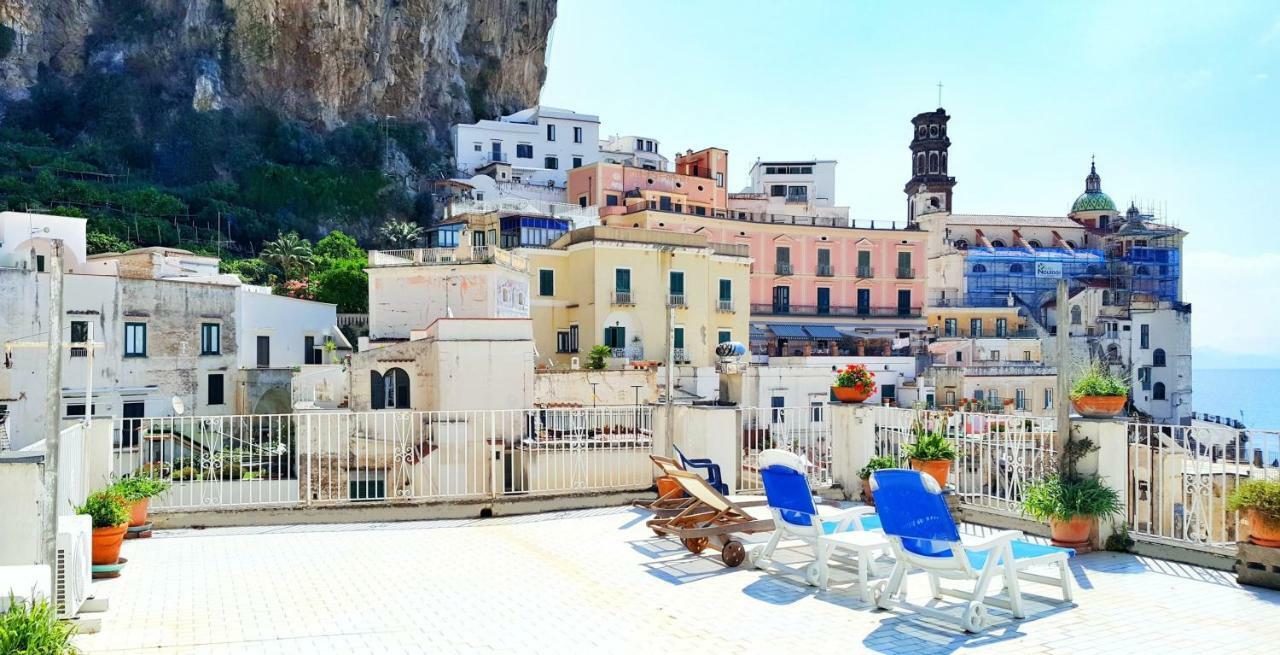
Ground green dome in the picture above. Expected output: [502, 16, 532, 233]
[1071, 191, 1116, 213]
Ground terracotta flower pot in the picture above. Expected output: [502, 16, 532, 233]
[128, 498, 150, 528]
[1050, 516, 1094, 549]
[1245, 509, 1280, 548]
[832, 384, 872, 404]
[910, 458, 951, 489]
[91, 525, 128, 565]
[1071, 395, 1126, 418]
[861, 477, 875, 507]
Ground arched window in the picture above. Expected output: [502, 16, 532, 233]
[371, 367, 410, 410]
[953, 239, 968, 250]
[941, 152, 948, 173]
[929, 124, 939, 137]
[916, 153, 925, 175]
[1153, 382, 1166, 400]
[990, 239, 1006, 248]
[1027, 240, 1042, 248]
[1065, 240, 1077, 249]
[1152, 348, 1166, 367]
[929, 152, 939, 173]
[1070, 306, 1082, 325]
[918, 125, 927, 137]
[972, 264, 987, 273]
[1009, 263, 1024, 273]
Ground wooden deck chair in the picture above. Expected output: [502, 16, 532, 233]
[646, 470, 774, 567]
[870, 469, 1075, 632]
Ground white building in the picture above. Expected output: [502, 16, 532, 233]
[451, 106, 601, 189]
[599, 134, 668, 171]
[736, 356, 922, 409]
[735, 159, 849, 222]
[0, 212, 346, 448]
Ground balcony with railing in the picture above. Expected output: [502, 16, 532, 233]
[367, 245, 529, 272]
[484, 151, 509, 164]
[816, 264, 834, 277]
[448, 197, 599, 223]
[856, 266, 873, 278]
[896, 267, 916, 279]
[963, 362, 1058, 377]
[752, 304, 923, 318]
[667, 293, 687, 308]
[611, 346, 644, 359]
[717, 299, 734, 313]
[933, 326, 1040, 340]
[612, 290, 634, 305]
[673, 348, 690, 364]
[775, 262, 793, 276]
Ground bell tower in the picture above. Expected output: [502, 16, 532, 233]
[904, 107, 956, 225]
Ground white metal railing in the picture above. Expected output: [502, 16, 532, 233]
[673, 348, 690, 364]
[612, 290, 633, 305]
[738, 405, 832, 493]
[367, 246, 529, 272]
[667, 293, 686, 308]
[449, 197, 600, 223]
[717, 299, 734, 312]
[111, 407, 654, 512]
[58, 422, 87, 514]
[1127, 421, 1280, 553]
[869, 406, 1057, 516]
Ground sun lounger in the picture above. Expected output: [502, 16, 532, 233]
[646, 470, 774, 567]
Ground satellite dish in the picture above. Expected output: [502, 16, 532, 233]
[171, 395, 185, 416]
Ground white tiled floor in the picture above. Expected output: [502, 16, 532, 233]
[75, 507, 1280, 654]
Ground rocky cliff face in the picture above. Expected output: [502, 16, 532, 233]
[0, 0, 555, 140]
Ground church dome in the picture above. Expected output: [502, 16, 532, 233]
[1069, 160, 1116, 214]
[1071, 191, 1117, 213]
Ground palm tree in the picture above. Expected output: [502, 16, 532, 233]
[260, 232, 314, 280]
[378, 219, 424, 249]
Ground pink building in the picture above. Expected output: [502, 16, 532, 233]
[602, 208, 927, 356]
[567, 148, 729, 216]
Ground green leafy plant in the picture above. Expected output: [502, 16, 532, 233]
[377, 219, 424, 248]
[1070, 364, 1128, 398]
[904, 424, 957, 462]
[75, 489, 129, 529]
[586, 345, 611, 370]
[858, 455, 896, 480]
[0, 593, 78, 655]
[1228, 479, 1280, 528]
[1104, 522, 1135, 552]
[1022, 475, 1120, 522]
[112, 475, 171, 501]
[260, 231, 314, 280]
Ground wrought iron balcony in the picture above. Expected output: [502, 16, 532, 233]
[896, 267, 916, 279]
[717, 299, 734, 312]
[775, 262, 793, 276]
[612, 291, 634, 305]
[816, 264, 834, 277]
[673, 347, 690, 364]
[667, 293, 687, 308]
[751, 304, 923, 318]
[856, 266, 873, 278]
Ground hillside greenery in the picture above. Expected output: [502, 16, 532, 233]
[0, 68, 452, 313]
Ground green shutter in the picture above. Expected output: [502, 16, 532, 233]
[719, 279, 731, 301]
[539, 270, 554, 296]
[673, 327, 684, 349]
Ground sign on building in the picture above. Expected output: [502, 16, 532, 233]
[1035, 261, 1063, 277]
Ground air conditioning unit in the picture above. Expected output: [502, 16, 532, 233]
[55, 515, 92, 619]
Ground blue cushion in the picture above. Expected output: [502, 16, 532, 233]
[965, 540, 1075, 570]
[820, 513, 882, 534]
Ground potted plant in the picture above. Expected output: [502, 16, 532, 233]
[586, 344, 611, 370]
[1022, 430, 1120, 549]
[858, 455, 896, 506]
[113, 475, 171, 527]
[0, 595, 77, 654]
[831, 364, 877, 403]
[1069, 364, 1129, 418]
[904, 421, 957, 488]
[1228, 479, 1280, 547]
[76, 488, 131, 565]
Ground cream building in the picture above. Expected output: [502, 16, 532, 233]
[523, 226, 751, 372]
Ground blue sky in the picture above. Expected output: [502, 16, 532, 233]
[541, 0, 1280, 365]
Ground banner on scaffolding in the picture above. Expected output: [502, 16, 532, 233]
[1034, 261, 1063, 277]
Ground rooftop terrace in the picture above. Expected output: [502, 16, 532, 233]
[74, 507, 1280, 653]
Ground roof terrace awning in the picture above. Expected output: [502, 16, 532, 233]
[803, 325, 844, 339]
[766, 324, 811, 339]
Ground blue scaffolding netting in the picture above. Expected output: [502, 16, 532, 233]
[965, 246, 1180, 304]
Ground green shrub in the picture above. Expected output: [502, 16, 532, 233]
[1022, 475, 1120, 522]
[586, 345, 611, 370]
[904, 423, 956, 461]
[858, 455, 896, 480]
[1070, 364, 1128, 398]
[112, 475, 171, 501]
[0, 594, 77, 655]
[86, 230, 135, 255]
[75, 489, 130, 528]
[1227, 479, 1280, 526]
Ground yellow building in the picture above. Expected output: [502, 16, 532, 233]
[926, 305, 1029, 339]
[523, 226, 751, 370]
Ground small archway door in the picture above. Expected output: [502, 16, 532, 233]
[370, 368, 411, 409]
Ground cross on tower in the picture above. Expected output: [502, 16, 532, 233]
[937, 82, 943, 107]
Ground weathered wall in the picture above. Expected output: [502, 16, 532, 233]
[532, 369, 659, 407]
[0, 0, 556, 135]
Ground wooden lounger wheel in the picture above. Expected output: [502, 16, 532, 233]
[682, 537, 708, 554]
[720, 540, 746, 567]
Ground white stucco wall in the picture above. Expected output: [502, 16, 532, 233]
[0, 212, 88, 270]
[741, 356, 918, 408]
[235, 288, 341, 370]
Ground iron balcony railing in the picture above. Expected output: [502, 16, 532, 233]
[934, 326, 1040, 339]
[673, 348, 690, 364]
[896, 267, 916, 279]
[752, 304, 923, 318]
[785, 193, 809, 203]
[611, 346, 644, 359]
[816, 264, 834, 277]
[485, 151, 509, 163]
[856, 266, 873, 278]
[717, 299, 734, 312]
[612, 291, 634, 305]
[775, 262, 793, 275]
[667, 293, 687, 308]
